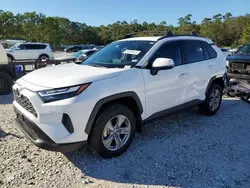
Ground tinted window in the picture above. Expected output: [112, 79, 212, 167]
[25, 45, 37, 50]
[203, 42, 217, 59]
[183, 40, 204, 63]
[86, 51, 95, 56]
[37, 45, 46, 49]
[148, 41, 181, 67]
[221, 48, 228, 52]
[18, 44, 26, 50]
[201, 42, 210, 60]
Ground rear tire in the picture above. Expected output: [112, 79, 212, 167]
[39, 55, 49, 61]
[0, 72, 13, 95]
[88, 104, 136, 158]
[199, 84, 222, 115]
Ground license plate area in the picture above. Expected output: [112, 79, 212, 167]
[14, 107, 38, 140]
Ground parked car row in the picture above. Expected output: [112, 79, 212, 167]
[5, 42, 99, 63]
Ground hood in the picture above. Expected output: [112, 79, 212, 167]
[20, 63, 124, 89]
[227, 54, 250, 63]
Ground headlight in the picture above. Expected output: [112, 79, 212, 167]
[37, 83, 90, 103]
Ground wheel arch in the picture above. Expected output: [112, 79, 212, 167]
[7, 53, 15, 60]
[205, 75, 225, 96]
[38, 53, 49, 59]
[85, 91, 143, 135]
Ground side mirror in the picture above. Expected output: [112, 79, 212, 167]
[150, 58, 174, 75]
[15, 47, 20, 50]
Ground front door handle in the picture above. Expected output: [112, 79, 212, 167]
[178, 73, 187, 78]
[207, 65, 214, 69]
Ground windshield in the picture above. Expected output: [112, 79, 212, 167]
[72, 50, 83, 57]
[81, 40, 155, 68]
[236, 43, 250, 55]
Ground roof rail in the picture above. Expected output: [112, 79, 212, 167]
[121, 31, 204, 40]
[121, 31, 169, 39]
[122, 33, 136, 39]
[157, 31, 204, 41]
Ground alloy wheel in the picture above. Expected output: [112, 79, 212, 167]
[102, 115, 131, 151]
[209, 88, 221, 111]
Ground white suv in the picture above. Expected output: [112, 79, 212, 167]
[12, 33, 226, 158]
[6, 43, 54, 62]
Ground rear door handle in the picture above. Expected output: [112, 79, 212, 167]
[207, 65, 214, 69]
[178, 73, 187, 78]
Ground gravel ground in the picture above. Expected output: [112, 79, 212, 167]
[0, 94, 250, 188]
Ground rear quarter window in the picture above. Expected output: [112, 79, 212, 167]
[203, 42, 217, 59]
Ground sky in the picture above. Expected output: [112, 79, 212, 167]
[1, 0, 250, 26]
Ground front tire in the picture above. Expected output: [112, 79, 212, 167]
[88, 104, 136, 158]
[199, 84, 223, 115]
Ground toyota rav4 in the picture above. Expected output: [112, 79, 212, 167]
[13, 33, 226, 158]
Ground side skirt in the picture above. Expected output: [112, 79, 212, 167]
[143, 99, 203, 124]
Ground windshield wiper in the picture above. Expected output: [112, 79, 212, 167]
[86, 64, 107, 68]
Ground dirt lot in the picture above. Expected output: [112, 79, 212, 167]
[0, 94, 250, 188]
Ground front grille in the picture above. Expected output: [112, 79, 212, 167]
[230, 62, 244, 70]
[14, 92, 37, 117]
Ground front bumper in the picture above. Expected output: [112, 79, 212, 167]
[14, 106, 86, 152]
[12, 79, 92, 144]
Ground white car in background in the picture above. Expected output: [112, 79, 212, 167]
[6, 43, 54, 62]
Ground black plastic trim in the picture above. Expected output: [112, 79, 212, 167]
[14, 107, 86, 152]
[85, 91, 143, 134]
[144, 100, 203, 123]
[6, 53, 15, 60]
[62, 113, 74, 134]
[205, 76, 217, 95]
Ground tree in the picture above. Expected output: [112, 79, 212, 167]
[0, 10, 250, 47]
[242, 26, 250, 43]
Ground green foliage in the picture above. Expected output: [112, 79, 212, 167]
[0, 10, 250, 47]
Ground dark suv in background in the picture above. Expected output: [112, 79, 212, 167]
[227, 43, 250, 81]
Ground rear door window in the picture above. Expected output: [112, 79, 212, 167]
[25, 44, 46, 50]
